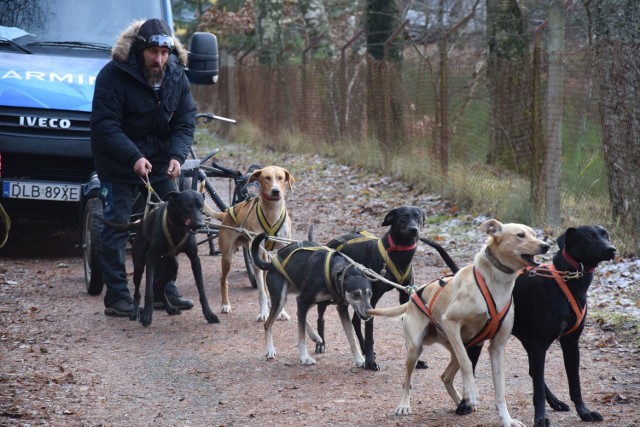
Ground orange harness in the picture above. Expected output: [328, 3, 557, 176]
[411, 267, 512, 348]
[522, 264, 586, 336]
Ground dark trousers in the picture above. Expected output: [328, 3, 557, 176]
[100, 179, 179, 307]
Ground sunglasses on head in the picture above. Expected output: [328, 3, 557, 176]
[138, 34, 175, 50]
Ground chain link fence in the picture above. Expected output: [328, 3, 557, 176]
[194, 42, 636, 254]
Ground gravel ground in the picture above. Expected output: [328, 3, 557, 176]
[1, 143, 638, 427]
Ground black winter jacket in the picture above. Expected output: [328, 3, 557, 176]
[90, 21, 196, 184]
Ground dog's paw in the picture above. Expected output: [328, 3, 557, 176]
[415, 359, 428, 369]
[577, 408, 603, 422]
[140, 307, 153, 327]
[455, 399, 475, 415]
[265, 349, 277, 359]
[354, 355, 366, 368]
[394, 405, 412, 416]
[506, 419, 526, 427]
[533, 416, 551, 427]
[300, 355, 316, 365]
[364, 359, 381, 371]
[315, 343, 326, 353]
[221, 304, 232, 314]
[204, 310, 220, 324]
[166, 306, 181, 316]
[256, 312, 269, 322]
[277, 310, 290, 321]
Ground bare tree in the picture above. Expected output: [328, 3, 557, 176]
[486, 0, 533, 175]
[299, 0, 336, 59]
[591, 0, 640, 251]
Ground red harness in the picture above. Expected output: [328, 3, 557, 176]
[521, 263, 587, 336]
[411, 267, 512, 348]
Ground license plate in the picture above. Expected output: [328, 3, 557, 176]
[2, 180, 81, 202]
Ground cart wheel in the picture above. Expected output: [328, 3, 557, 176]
[243, 247, 258, 288]
[83, 198, 104, 295]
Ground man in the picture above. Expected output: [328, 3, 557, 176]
[91, 18, 196, 316]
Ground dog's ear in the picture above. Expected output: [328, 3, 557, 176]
[479, 219, 503, 237]
[283, 168, 295, 190]
[381, 208, 397, 226]
[248, 169, 262, 183]
[556, 227, 575, 251]
[165, 191, 179, 202]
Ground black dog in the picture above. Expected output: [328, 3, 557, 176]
[250, 232, 373, 366]
[432, 226, 616, 426]
[319, 205, 425, 370]
[99, 190, 219, 327]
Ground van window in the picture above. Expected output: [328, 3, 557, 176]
[0, 0, 165, 46]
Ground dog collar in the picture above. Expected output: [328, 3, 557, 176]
[562, 248, 596, 273]
[161, 207, 190, 257]
[386, 234, 417, 252]
[484, 247, 516, 274]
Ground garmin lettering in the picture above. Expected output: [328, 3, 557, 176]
[19, 116, 72, 129]
[1, 69, 96, 85]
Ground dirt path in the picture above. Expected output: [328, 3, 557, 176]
[1, 147, 638, 427]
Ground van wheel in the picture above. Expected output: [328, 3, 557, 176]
[83, 198, 104, 295]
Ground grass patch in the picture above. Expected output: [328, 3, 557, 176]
[589, 310, 640, 347]
[219, 119, 633, 251]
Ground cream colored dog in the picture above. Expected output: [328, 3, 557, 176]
[367, 219, 550, 427]
[203, 165, 294, 321]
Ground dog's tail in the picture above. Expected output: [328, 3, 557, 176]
[366, 302, 409, 319]
[202, 203, 225, 221]
[95, 215, 141, 231]
[251, 232, 273, 271]
[420, 237, 460, 274]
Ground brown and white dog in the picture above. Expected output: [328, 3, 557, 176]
[204, 165, 294, 321]
[367, 219, 550, 427]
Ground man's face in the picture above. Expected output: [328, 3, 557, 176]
[142, 46, 170, 84]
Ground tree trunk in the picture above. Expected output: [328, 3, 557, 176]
[486, 0, 533, 174]
[365, 0, 404, 161]
[537, 0, 565, 225]
[256, 0, 284, 64]
[299, 0, 336, 59]
[592, 1, 640, 251]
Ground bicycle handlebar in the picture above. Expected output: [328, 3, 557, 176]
[195, 112, 236, 125]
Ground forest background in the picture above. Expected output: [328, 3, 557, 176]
[172, 0, 640, 256]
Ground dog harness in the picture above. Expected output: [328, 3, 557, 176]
[227, 197, 287, 250]
[410, 276, 452, 333]
[270, 246, 346, 303]
[332, 230, 414, 285]
[411, 267, 512, 348]
[161, 206, 191, 257]
[522, 263, 587, 336]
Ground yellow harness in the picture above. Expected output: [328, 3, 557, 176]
[228, 197, 287, 250]
[333, 230, 412, 285]
[161, 206, 191, 257]
[271, 246, 344, 302]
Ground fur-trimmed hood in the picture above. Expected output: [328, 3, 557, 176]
[111, 20, 188, 65]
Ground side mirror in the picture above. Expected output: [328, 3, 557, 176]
[186, 32, 219, 85]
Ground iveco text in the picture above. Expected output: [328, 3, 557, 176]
[19, 117, 72, 128]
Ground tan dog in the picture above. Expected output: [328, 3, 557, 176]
[367, 219, 550, 427]
[203, 165, 294, 321]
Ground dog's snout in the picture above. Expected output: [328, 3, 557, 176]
[408, 226, 420, 237]
[271, 188, 281, 197]
[540, 243, 550, 254]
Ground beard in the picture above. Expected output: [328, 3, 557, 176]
[144, 65, 165, 86]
